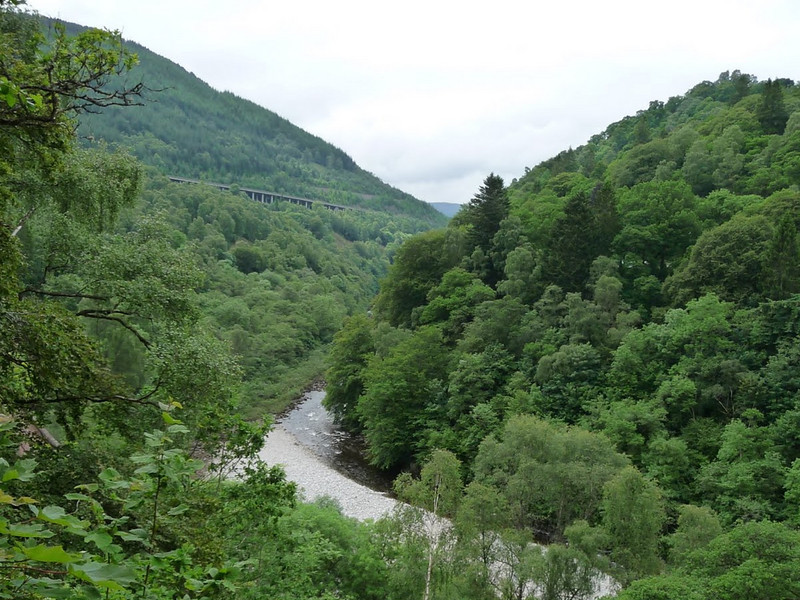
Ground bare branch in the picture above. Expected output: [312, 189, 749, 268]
[36, 392, 162, 409]
[11, 206, 36, 237]
[75, 310, 150, 348]
[20, 288, 109, 302]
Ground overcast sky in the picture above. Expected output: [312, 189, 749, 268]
[29, 0, 800, 205]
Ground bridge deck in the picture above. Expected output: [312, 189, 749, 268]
[168, 176, 352, 212]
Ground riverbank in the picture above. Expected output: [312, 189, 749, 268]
[257, 389, 618, 598]
[258, 418, 398, 521]
[242, 347, 329, 419]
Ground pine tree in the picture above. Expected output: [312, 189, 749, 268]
[757, 79, 789, 135]
[455, 173, 509, 286]
[461, 173, 509, 253]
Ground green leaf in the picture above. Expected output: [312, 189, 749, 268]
[71, 561, 137, 589]
[12, 459, 38, 482]
[115, 529, 149, 544]
[37, 586, 75, 600]
[0, 521, 54, 538]
[65, 493, 93, 502]
[161, 411, 181, 425]
[39, 505, 67, 521]
[37, 587, 74, 599]
[85, 531, 113, 552]
[38, 505, 87, 529]
[133, 463, 158, 475]
[0, 86, 17, 108]
[97, 468, 129, 490]
[75, 483, 100, 493]
[22, 544, 82, 563]
[79, 584, 102, 600]
[167, 423, 190, 435]
[167, 504, 188, 516]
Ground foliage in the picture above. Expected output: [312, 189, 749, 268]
[0, 414, 243, 599]
[326, 69, 800, 597]
[473, 415, 629, 541]
[600, 466, 666, 583]
[357, 326, 450, 469]
[9, 5, 800, 595]
[0, 6, 413, 600]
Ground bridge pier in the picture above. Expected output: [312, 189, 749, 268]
[168, 176, 354, 213]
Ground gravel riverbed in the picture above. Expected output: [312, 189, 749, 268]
[257, 390, 617, 598]
[257, 391, 398, 522]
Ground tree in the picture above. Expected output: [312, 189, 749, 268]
[0, 3, 146, 414]
[1, 5, 145, 237]
[473, 415, 628, 540]
[539, 184, 617, 293]
[534, 342, 603, 423]
[663, 214, 772, 306]
[697, 418, 786, 525]
[667, 504, 723, 566]
[357, 326, 449, 469]
[416, 267, 495, 340]
[601, 466, 665, 583]
[395, 449, 462, 600]
[612, 180, 700, 281]
[762, 213, 800, 299]
[607, 293, 745, 428]
[375, 229, 460, 327]
[541, 191, 596, 291]
[453, 173, 509, 285]
[324, 313, 374, 431]
[457, 173, 509, 254]
[686, 521, 800, 600]
[757, 79, 789, 135]
[455, 481, 509, 588]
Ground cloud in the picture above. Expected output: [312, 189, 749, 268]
[30, 0, 800, 204]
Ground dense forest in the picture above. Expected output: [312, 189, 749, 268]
[3, 0, 800, 598]
[0, 4, 454, 599]
[325, 70, 800, 597]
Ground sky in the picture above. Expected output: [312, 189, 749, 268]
[28, 0, 800, 205]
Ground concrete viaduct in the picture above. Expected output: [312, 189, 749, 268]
[168, 176, 352, 212]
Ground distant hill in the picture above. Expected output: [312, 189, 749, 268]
[54, 20, 446, 227]
[428, 202, 463, 218]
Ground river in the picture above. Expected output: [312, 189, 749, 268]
[257, 389, 617, 598]
[257, 390, 399, 521]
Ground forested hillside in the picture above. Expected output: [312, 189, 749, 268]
[60, 19, 445, 223]
[45, 16, 447, 414]
[0, 5, 453, 599]
[5, 0, 800, 596]
[326, 71, 800, 597]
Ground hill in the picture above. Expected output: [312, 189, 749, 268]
[30, 18, 451, 413]
[9, 4, 800, 596]
[55, 19, 445, 226]
[326, 71, 800, 597]
[428, 201, 463, 218]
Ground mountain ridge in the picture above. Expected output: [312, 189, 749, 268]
[51, 18, 446, 227]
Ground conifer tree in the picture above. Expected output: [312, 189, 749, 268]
[455, 173, 509, 286]
[460, 173, 509, 254]
[763, 214, 800, 299]
[757, 79, 789, 135]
